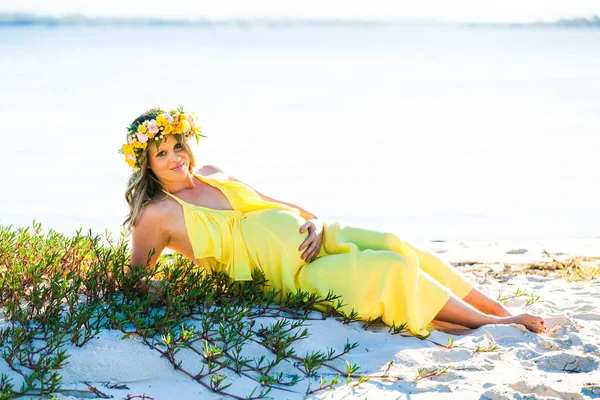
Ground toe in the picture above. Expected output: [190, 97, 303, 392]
[534, 318, 546, 333]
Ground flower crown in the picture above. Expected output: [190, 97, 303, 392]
[120, 106, 204, 172]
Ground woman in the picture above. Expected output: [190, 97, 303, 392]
[123, 107, 546, 337]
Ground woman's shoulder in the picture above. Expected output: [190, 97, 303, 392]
[195, 164, 229, 180]
[136, 195, 179, 227]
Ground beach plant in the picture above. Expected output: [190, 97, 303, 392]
[354, 375, 371, 386]
[414, 365, 450, 382]
[306, 375, 340, 395]
[84, 382, 111, 398]
[0, 222, 407, 399]
[381, 361, 394, 378]
[539, 250, 600, 281]
[496, 287, 542, 307]
[525, 293, 541, 307]
[474, 339, 500, 353]
[389, 322, 409, 335]
[338, 308, 361, 325]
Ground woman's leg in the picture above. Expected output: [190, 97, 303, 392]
[312, 223, 545, 335]
[435, 293, 546, 333]
[462, 287, 512, 317]
[402, 243, 512, 317]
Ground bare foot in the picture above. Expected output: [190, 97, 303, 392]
[510, 313, 546, 333]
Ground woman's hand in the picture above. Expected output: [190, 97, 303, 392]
[298, 218, 324, 262]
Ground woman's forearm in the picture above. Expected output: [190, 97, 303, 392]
[273, 198, 317, 220]
[228, 173, 318, 220]
[255, 191, 317, 220]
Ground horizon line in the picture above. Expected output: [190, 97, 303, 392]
[1, 12, 599, 27]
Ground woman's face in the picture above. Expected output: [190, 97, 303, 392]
[147, 134, 191, 183]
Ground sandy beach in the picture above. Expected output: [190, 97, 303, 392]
[3, 238, 597, 400]
[1, 6, 600, 398]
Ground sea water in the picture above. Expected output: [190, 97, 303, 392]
[0, 24, 598, 241]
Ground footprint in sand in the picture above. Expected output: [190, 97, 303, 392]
[430, 348, 472, 363]
[573, 303, 597, 311]
[510, 380, 587, 399]
[483, 383, 587, 400]
[534, 351, 599, 373]
[571, 312, 600, 320]
[544, 316, 580, 335]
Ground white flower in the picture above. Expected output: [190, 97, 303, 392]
[162, 112, 174, 125]
[147, 120, 159, 134]
[137, 132, 149, 143]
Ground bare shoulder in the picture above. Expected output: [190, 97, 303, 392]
[196, 164, 230, 179]
[130, 198, 172, 268]
[134, 197, 176, 230]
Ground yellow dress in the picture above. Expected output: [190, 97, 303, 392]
[163, 174, 473, 337]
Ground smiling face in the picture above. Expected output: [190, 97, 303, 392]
[147, 134, 192, 184]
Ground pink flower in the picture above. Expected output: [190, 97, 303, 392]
[147, 120, 159, 134]
[137, 132, 148, 143]
[162, 113, 174, 125]
[188, 115, 195, 129]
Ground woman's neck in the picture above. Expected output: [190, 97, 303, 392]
[160, 171, 196, 194]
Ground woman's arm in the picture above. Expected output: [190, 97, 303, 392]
[243, 184, 318, 221]
[128, 204, 171, 293]
[199, 165, 318, 219]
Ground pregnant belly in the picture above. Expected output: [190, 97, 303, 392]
[241, 208, 309, 268]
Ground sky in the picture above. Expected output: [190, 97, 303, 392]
[2, 0, 600, 23]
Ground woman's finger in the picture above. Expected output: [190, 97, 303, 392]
[307, 244, 321, 262]
[299, 221, 311, 234]
[305, 241, 321, 260]
[310, 245, 321, 262]
[299, 233, 316, 251]
[303, 248, 313, 261]
[301, 242, 315, 259]
[303, 250, 314, 261]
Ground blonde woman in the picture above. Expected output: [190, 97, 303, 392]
[123, 107, 546, 337]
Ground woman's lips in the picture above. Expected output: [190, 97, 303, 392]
[171, 163, 184, 171]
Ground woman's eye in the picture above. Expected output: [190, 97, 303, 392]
[174, 143, 183, 149]
[157, 151, 165, 157]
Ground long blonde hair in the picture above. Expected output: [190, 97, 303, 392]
[123, 115, 197, 231]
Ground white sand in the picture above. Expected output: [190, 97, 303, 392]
[2, 239, 600, 399]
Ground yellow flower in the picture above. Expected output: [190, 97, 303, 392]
[180, 119, 191, 132]
[122, 144, 135, 155]
[163, 124, 173, 135]
[173, 122, 184, 134]
[137, 124, 147, 134]
[133, 141, 147, 149]
[156, 114, 165, 127]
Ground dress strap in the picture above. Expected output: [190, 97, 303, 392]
[162, 190, 187, 206]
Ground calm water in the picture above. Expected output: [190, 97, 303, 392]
[0, 24, 599, 240]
